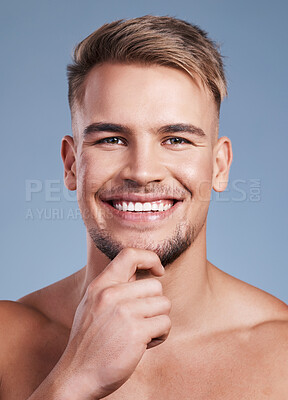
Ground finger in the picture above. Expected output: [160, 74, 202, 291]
[129, 296, 171, 318]
[98, 248, 164, 285]
[115, 278, 164, 299]
[142, 314, 171, 347]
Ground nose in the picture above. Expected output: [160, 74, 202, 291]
[118, 142, 166, 186]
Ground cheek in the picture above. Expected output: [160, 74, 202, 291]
[76, 154, 101, 207]
[172, 151, 214, 200]
[76, 151, 112, 194]
[76, 151, 124, 214]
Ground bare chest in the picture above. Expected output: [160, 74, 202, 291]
[102, 346, 283, 400]
[2, 335, 286, 400]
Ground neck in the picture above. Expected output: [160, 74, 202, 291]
[155, 226, 213, 337]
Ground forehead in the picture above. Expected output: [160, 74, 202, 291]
[73, 63, 218, 137]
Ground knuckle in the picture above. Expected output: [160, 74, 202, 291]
[86, 277, 104, 297]
[162, 296, 172, 311]
[165, 316, 172, 330]
[123, 321, 143, 344]
[86, 281, 98, 298]
[115, 302, 133, 318]
[120, 247, 137, 258]
[150, 278, 163, 293]
[98, 287, 118, 305]
[129, 323, 141, 340]
[161, 314, 172, 329]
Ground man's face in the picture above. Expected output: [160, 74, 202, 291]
[69, 63, 220, 265]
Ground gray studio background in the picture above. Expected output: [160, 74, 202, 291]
[0, 0, 287, 302]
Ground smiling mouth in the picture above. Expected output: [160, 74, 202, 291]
[107, 199, 176, 212]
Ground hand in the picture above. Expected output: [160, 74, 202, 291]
[59, 248, 172, 399]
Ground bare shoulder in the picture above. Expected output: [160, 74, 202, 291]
[246, 316, 288, 394]
[0, 300, 64, 361]
[0, 268, 83, 356]
[0, 270, 79, 352]
[0, 301, 47, 371]
[0, 268, 85, 397]
[0, 299, 50, 343]
[0, 299, 69, 397]
[208, 263, 288, 392]
[209, 261, 288, 324]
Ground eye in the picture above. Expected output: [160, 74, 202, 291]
[94, 137, 126, 146]
[163, 137, 192, 146]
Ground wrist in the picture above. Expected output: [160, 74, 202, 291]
[49, 364, 103, 400]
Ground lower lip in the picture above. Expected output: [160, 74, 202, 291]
[101, 201, 182, 222]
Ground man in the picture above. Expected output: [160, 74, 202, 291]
[0, 15, 287, 399]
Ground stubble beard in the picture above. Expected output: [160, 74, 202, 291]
[88, 222, 199, 267]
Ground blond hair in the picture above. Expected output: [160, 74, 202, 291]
[67, 15, 227, 113]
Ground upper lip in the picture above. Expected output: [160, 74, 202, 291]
[100, 193, 184, 203]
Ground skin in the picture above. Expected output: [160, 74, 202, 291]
[0, 63, 287, 400]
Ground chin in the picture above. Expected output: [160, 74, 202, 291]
[88, 221, 198, 267]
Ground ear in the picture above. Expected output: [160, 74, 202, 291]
[61, 135, 77, 191]
[212, 136, 233, 192]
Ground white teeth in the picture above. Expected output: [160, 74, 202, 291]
[127, 202, 134, 211]
[151, 203, 158, 211]
[134, 202, 143, 212]
[143, 202, 152, 211]
[112, 200, 174, 212]
[115, 203, 123, 211]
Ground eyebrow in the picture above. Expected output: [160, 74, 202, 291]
[158, 124, 206, 137]
[83, 122, 205, 138]
[83, 122, 131, 137]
